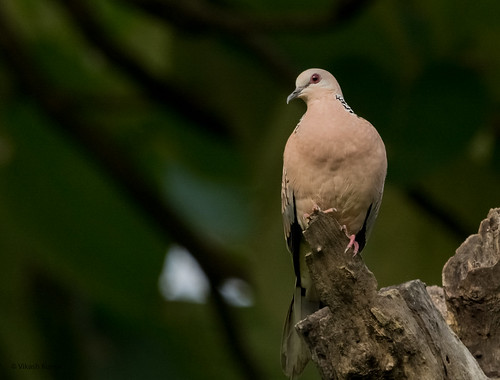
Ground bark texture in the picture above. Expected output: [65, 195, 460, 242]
[443, 208, 500, 379]
[295, 209, 500, 379]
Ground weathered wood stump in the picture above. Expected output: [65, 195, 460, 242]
[443, 208, 500, 379]
[295, 208, 500, 379]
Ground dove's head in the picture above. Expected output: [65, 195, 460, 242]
[287, 68, 343, 104]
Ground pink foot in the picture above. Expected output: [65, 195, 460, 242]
[304, 204, 328, 222]
[304, 206, 319, 222]
[323, 207, 337, 214]
[341, 225, 359, 256]
[345, 234, 360, 256]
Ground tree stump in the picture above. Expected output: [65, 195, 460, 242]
[295, 208, 500, 379]
[443, 208, 500, 379]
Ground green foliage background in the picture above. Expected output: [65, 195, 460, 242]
[0, 0, 499, 379]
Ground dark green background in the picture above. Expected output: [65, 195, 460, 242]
[0, 0, 499, 379]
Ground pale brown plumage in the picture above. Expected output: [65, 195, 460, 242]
[281, 68, 387, 379]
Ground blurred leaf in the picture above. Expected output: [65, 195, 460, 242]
[386, 62, 489, 184]
[0, 101, 166, 318]
[163, 163, 252, 243]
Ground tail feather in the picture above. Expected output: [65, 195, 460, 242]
[281, 286, 319, 379]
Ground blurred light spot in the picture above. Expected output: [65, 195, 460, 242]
[159, 246, 254, 307]
[219, 278, 254, 307]
[469, 129, 494, 164]
[159, 245, 209, 304]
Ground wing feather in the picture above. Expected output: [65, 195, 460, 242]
[281, 167, 303, 283]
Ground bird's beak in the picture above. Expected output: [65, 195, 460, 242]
[287, 86, 304, 104]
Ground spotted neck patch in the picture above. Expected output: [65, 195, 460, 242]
[336, 94, 354, 114]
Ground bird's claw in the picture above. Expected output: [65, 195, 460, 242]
[341, 225, 359, 256]
[304, 204, 320, 222]
[304, 205, 337, 222]
[344, 235, 360, 256]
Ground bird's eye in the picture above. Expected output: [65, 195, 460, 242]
[310, 74, 321, 84]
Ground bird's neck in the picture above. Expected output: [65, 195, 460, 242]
[305, 93, 355, 117]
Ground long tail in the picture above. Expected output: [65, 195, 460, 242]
[281, 286, 319, 379]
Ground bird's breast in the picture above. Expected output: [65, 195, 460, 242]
[284, 113, 386, 234]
